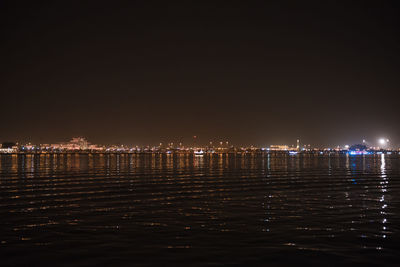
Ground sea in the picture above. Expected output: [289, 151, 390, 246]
[0, 153, 399, 266]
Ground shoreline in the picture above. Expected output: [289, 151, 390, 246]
[1, 151, 399, 156]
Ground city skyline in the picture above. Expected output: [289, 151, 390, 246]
[1, 136, 397, 152]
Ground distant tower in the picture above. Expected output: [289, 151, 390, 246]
[296, 139, 300, 151]
[193, 136, 197, 148]
[179, 137, 183, 148]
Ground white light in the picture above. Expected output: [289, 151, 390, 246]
[379, 139, 386, 145]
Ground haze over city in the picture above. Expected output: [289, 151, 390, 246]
[1, 1, 399, 147]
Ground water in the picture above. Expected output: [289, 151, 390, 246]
[1, 153, 399, 266]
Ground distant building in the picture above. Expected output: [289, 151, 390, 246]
[348, 144, 370, 155]
[88, 144, 104, 151]
[51, 137, 92, 150]
[70, 137, 88, 149]
[0, 142, 18, 153]
[0, 147, 16, 153]
[349, 144, 367, 151]
[270, 145, 289, 151]
[1, 142, 16, 148]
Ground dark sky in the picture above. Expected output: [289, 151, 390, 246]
[1, 1, 399, 147]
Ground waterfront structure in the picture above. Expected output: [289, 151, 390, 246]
[1, 137, 399, 154]
[0, 142, 18, 153]
[0, 147, 16, 153]
[50, 137, 103, 151]
[348, 144, 370, 155]
[270, 145, 289, 151]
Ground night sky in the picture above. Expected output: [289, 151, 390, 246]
[1, 1, 399, 147]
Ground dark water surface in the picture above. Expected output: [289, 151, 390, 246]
[1, 153, 399, 266]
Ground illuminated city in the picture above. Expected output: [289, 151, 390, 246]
[1, 137, 398, 155]
[1, 1, 399, 266]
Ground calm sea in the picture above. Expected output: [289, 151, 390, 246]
[1, 153, 399, 266]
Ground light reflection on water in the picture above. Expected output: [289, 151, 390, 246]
[0, 153, 400, 266]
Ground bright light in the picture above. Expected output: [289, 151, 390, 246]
[379, 138, 386, 145]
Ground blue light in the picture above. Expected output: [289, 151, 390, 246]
[348, 150, 372, 155]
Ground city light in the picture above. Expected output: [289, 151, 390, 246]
[379, 138, 389, 146]
[349, 150, 372, 155]
[1, 137, 399, 155]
